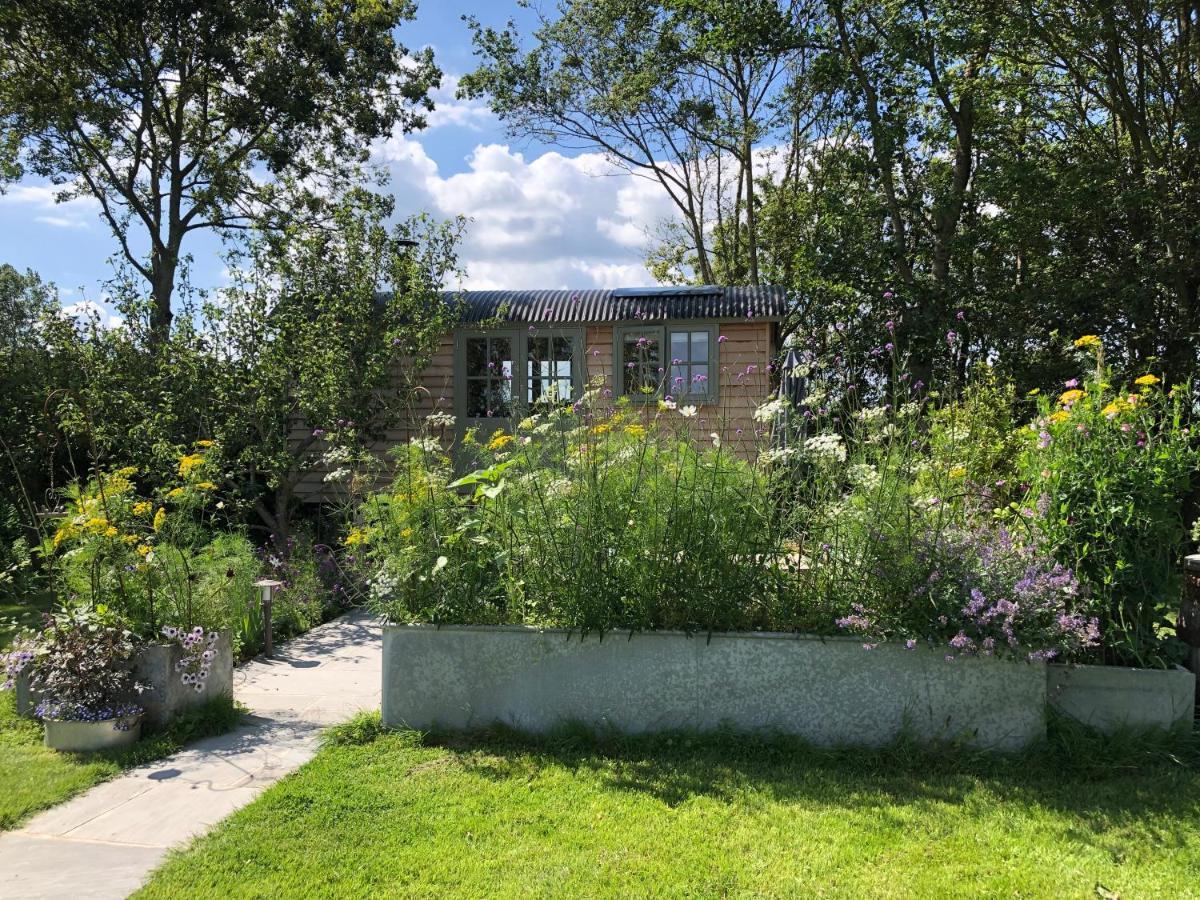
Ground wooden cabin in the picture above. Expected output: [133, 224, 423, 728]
[296, 285, 788, 502]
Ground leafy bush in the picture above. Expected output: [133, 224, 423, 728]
[1015, 342, 1199, 667]
[46, 447, 260, 642]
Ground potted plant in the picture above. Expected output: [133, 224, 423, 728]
[3, 604, 146, 752]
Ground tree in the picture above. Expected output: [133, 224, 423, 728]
[462, 0, 821, 284]
[0, 0, 439, 343]
[208, 191, 464, 543]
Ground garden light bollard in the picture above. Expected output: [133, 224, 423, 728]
[1183, 556, 1200, 675]
[255, 579, 283, 659]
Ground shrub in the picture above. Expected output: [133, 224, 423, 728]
[1015, 346, 1198, 667]
[46, 448, 260, 642]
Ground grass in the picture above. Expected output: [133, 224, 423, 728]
[0, 588, 53, 647]
[136, 714, 1200, 899]
[0, 689, 244, 831]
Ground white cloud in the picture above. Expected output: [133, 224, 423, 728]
[1, 182, 99, 230]
[35, 215, 89, 229]
[373, 131, 680, 289]
[426, 75, 496, 132]
[60, 300, 123, 329]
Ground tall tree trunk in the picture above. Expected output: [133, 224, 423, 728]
[149, 248, 177, 344]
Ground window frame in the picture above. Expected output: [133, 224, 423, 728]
[454, 327, 586, 435]
[613, 322, 720, 403]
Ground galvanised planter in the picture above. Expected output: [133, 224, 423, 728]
[43, 715, 142, 752]
[134, 630, 234, 729]
[382, 625, 1049, 751]
[1047, 663, 1196, 734]
[15, 629, 233, 730]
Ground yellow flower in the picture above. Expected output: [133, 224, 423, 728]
[136, 544, 152, 557]
[1073, 334, 1101, 349]
[1047, 410, 1070, 424]
[196, 439, 215, 448]
[1026, 388, 1040, 396]
[196, 481, 217, 490]
[153, 507, 166, 532]
[83, 516, 109, 533]
[623, 423, 647, 440]
[1101, 401, 1125, 418]
[344, 528, 368, 546]
[485, 432, 515, 451]
[178, 453, 205, 477]
[103, 526, 118, 538]
[1133, 374, 1160, 387]
[1058, 389, 1084, 406]
[52, 523, 75, 547]
[590, 423, 612, 436]
[115, 466, 138, 478]
[948, 465, 967, 479]
[167, 487, 186, 499]
[132, 501, 152, 516]
[400, 527, 414, 540]
[122, 534, 139, 545]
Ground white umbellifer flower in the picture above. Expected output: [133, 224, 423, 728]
[319, 445, 353, 466]
[760, 446, 798, 465]
[857, 405, 888, 423]
[323, 467, 351, 483]
[534, 422, 555, 435]
[409, 436, 441, 453]
[426, 411, 455, 428]
[848, 463, 881, 490]
[679, 405, 698, 418]
[753, 397, 789, 423]
[803, 433, 847, 463]
[898, 402, 919, 418]
[801, 389, 827, 408]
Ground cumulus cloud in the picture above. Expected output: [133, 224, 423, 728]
[426, 75, 496, 132]
[373, 130, 680, 289]
[60, 300, 123, 329]
[1, 182, 98, 229]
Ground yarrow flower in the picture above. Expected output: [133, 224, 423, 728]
[1073, 334, 1101, 349]
[1133, 373, 1160, 386]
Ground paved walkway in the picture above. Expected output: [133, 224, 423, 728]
[0, 610, 381, 899]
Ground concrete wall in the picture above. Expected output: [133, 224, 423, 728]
[382, 625, 1047, 750]
[1047, 663, 1196, 734]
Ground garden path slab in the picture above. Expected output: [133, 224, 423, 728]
[0, 609, 381, 899]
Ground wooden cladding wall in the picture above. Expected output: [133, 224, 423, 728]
[295, 322, 775, 502]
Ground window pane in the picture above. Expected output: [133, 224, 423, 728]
[670, 331, 689, 364]
[553, 336, 572, 361]
[466, 338, 488, 376]
[691, 330, 709, 363]
[622, 331, 660, 396]
[670, 364, 687, 395]
[466, 379, 489, 417]
[487, 379, 512, 417]
[489, 337, 512, 379]
[690, 364, 710, 395]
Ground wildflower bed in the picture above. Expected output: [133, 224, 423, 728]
[135, 715, 1200, 899]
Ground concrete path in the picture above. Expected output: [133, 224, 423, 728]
[0, 610, 381, 899]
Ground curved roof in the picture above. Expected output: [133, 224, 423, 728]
[445, 285, 789, 325]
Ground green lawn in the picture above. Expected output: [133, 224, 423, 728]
[0, 589, 53, 647]
[137, 716, 1200, 899]
[0, 690, 243, 831]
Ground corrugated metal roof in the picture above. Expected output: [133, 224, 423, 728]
[442, 286, 790, 324]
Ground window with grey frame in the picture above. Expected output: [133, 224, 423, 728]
[615, 324, 718, 401]
[459, 330, 583, 425]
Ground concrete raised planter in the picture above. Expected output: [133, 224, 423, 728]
[44, 715, 142, 752]
[15, 630, 233, 730]
[133, 630, 234, 729]
[1047, 663, 1196, 734]
[382, 625, 1048, 750]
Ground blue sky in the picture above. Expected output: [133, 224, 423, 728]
[0, 3, 674, 322]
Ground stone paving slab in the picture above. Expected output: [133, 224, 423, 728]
[0, 609, 381, 899]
